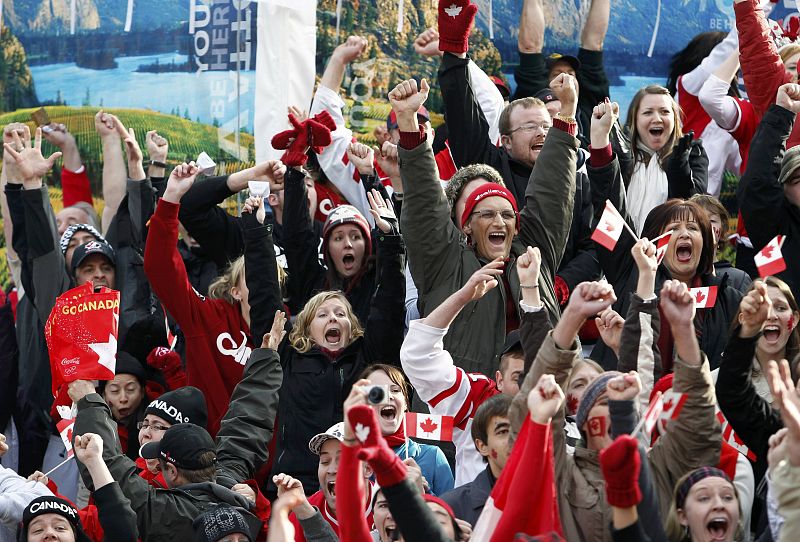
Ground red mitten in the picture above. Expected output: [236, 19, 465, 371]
[347, 405, 407, 487]
[599, 435, 642, 508]
[147, 346, 181, 372]
[271, 114, 303, 150]
[271, 112, 336, 167]
[554, 275, 570, 306]
[438, 0, 478, 54]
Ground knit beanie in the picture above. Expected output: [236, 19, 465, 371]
[321, 205, 372, 260]
[778, 145, 800, 185]
[192, 505, 254, 542]
[460, 183, 519, 230]
[575, 371, 620, 431]
[675, 467, 732, 510]
[20, 496, 92, 542]
[145, 386, 208, 429]
[59, 223, 106, 255]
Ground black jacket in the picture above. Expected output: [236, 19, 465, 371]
[441, 466, 494, 526]
[739, 104, 800, 301]
[272, 228, 406, 491]
[587, 156, 741, 370]
[282, 167, 384, 322]
[94, 482, 139, 542]
[384, 478, 453, 542]
[438, 52, 601, 294]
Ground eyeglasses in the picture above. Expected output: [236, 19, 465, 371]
[508, 122, 550, 135]
[137, 421, 170, 432]
[470, 210, 517, 222]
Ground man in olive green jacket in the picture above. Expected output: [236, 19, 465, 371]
[69, 345, 282, 542]
[394, 74, 579, 375]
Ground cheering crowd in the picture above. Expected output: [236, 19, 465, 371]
[4, 0, 800, 540]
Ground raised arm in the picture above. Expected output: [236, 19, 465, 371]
[216, 315, 285, 485]
[698, 49, 743, 131]
[40, 122, 93, 206]
[96, 111, 127, 232]
[394, 79, 462, 297]
[513, 0, 549, 100]
[681, 28, 739, 96]
[648, 280, 722, 519]
[734, 0, 792, 117]
[518, 73, 579, 286]
[739, 84, 798, 249]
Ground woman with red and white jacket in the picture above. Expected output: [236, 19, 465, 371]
[144, 162, 284, 436]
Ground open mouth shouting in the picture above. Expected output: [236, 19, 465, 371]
[488, 231, 507, 248]
[385, 524, 400, 541]
[341, 253, 357, 272]
[380, 405, 397, 423]
[324, 326, 343, 347]
[706, 517, 730, 541]
[326, 480, 336, 498]
[763, 324, 781, 344]
[675, 240, 693, 264]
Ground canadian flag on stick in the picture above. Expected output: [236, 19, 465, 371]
[716, 411, 756, 461]
[406, 413, 454, 441]
[690, 286, 718, 309]
[653, 229, 673, 265]
[56, 419, 75, 459]
[635, 389, 687, 437]
[755, 235, 787, 278]
[591, 200, 629, 251]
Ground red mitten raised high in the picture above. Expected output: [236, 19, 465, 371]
[437, 0, 478, 54]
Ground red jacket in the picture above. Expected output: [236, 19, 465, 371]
[61, 166, 93, 207]
[144, 199, 254, 436]
[736, 0, 800, 149]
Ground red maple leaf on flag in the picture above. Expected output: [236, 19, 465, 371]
[420, 417, 439, 434]
[695, 291, 706, 304]
[604, 221, 615, 232]
[663, 399, 673, 411]
[761, 245, 774, 259]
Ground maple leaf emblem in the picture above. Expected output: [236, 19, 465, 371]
[695, 290, 706, 304]
[444, 4, 463, 17]
[761, 245, 774, 259]
[663, 399, 673, 411]
[355, 422, 370, 443]
[604, 220, 615, 232]
[420, 417, 439, 434]
[66, 427, 73, 443]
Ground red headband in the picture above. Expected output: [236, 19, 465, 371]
[460, 182, 518, 229]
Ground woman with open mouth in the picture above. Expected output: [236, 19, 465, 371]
[359, 364, 455, 496]
[716, 278, 800, 485]
[620, 86, 708, 235]
[588, 102, 743, 372]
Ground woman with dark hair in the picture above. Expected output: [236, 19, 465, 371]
[358, 363, 454, 496]
[620, 86, 708, 234]
[588, 100, 742, 370]
[716, 279, 800, 483]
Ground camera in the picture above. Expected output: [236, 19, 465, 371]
[359, 385, 391, 406]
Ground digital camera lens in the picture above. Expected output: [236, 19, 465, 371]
[367, 386, 385, 404]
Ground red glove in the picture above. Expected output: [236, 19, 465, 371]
[554, 275, 570, 306]
[271, 111, 337, 167]
[347, 405, 407, 487]
[437, 0, 478, 54]
[599, 435, 642, 508]
[146, 346, 181, 372]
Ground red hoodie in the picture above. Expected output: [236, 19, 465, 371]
[144, 199, 254, 436]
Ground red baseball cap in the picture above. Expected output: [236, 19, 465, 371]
[490, 75, 510, 99]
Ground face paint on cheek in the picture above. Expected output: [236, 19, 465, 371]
[490, 449, 498, 459]
[587, 416, 607, 438]
[567, 395, 579, 415]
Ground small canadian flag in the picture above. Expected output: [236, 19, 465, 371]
[642, 391, 664, 436]
[716, 411, 757, 461]
[655, 230, 673, 265]
[591, 200, 626, 251]
[656, 390, 688, 433]
[406, 413, 454, 441]
[690, 286, 718, 309]
[56, 418, 75, 459]
[755, 235, 787, 278]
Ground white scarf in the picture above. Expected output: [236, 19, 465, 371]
[627, 144, 669, 235]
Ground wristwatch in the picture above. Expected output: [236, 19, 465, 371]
[150, 160, 167, 168]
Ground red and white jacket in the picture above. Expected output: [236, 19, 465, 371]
[144, 200, 254, 437]
[401, 320, 499, 487]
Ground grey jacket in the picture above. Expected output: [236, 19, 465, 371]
[73, 347, 282, 541]
[399, 127, 577, 375]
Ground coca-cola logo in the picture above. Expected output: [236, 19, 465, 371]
[60, 357, 79, 376]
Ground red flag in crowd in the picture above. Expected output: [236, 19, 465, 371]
[690, 286, 718, 309]
[56, 418, 75, 459]
[642, 391, 664, 437]
[654, 230, 673, 265]
[591, 200, 626, 251]
[405, 413, 454, 441]
[755, 235, 787, 278]
[45, 282, 121, 403]
[656, 390, 688, 433]
[716, 411, 757, 461]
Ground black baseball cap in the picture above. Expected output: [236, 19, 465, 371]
[501, 329, 522, 356]
[71, 239, 116, 274]
[545, 52, 581, 73]
[533, 87, 559, 105]
[140, 423, 216, 469]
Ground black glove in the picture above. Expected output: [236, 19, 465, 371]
[665, 131, 694, 197]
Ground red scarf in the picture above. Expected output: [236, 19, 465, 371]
[384, 416, 407, 447]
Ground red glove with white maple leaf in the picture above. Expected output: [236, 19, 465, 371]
[271, 111, 337, 167]
[348, 405, 407, 487]
[437, 0, 478, 54]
